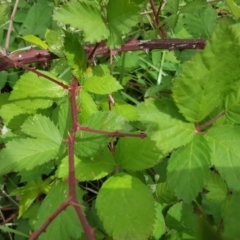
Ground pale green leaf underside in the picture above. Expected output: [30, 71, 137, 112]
[96, 173, 155, 240]
[115, 137, 164, 171]
[57, 149, 115, 181]
[172, 22, 240, 122]
[137, 99, 195, 153]
[167, 134, 211, 202]
[34, 181, 84, 240]
[0, 138, 59, 175]
[83, 74, 123, 95]
[53, 1, 109, 43]
[21, 114, 62, 145]
[205, 125, 240, 190]
[107, 0, 140, 48]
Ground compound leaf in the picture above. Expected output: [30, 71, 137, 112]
[96, 173, 155, 240]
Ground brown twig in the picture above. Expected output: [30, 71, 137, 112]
[0, 38, 206, 71]
[5, 0, 19, 52]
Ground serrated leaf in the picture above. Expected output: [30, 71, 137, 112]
[179, 0, 207, 14]
[45, 29, 64, 57]
[183, 5, 217, 38]
[137, 99, 195, 153]
[163, 0, 179, 28]
[83, 74, 123, 95]
[57, 148, 115, 181]
[156, 182, 177, 204]
[167, 135, 210, 202]
[204, 171, 228, 202]
[96, 173, 155, 240]
[9, 71, 68, 110]
[205, 125, 240, 190]
[152, 202, 165, 240]
[53, 1, 109, 43]
[165, 202, 198, 238]
[107, 0, 140, 48]
[113, 104, 138, 121]
[75, 111, 125, 157]
[115, 137, 163, 171]
[22, 35, 48, 49]
[172, 22, 240, 122]
[0, 103, 34, 125]
[77, 89, 98, 122]
[64, 32, 86, 79]
[34, 180, 84, 240]
[0, 138, 59, 175]
[224, 91, 240, 123]
[21, 114, 62, 145]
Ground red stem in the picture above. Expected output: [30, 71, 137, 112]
[78, 125, 147, 139]
[68, 78, 95, 240]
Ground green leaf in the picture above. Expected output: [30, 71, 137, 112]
[22, 35, 48, 49]
[165, 202, 199, 238]
[64, 32, 86, 79]
[204, 171, 228, 202]
[172, 22, 240, 122]
[77, 89, 98, 122]
[226, 0, 240, 18]
[183, 5, 217, 39]
[113, 104, 138, 121]
[224, 91, 240, 124]
[34, 180, 84, 240]
[205, 125, 240, 190]
[115, 137, 164, 171]
[167, 134, 211, 202]
[21, 114, 62, 145]
[9, 71, 68, 110]
[83, 73, 123, 95]
[96, 173, 155, 239]
[45, 29, 64, 57]
[10, 177, 52, 217]
[53, 1, 109, 43]
[0, 138, 60, 175]
[137, 99, 195, 153]
[107, 0, 140, 48]
[179, 0, 207, 14]
[0, 226, 28, 238]
[223, 192, 240, 239]
[152, 202, 166, 240]
[75, 111, 125, 157]
[57, 148, 115, 181]
[163, 0, 179, 28]
[20, 0, 53, 36]
[156, 182, 177, 204]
